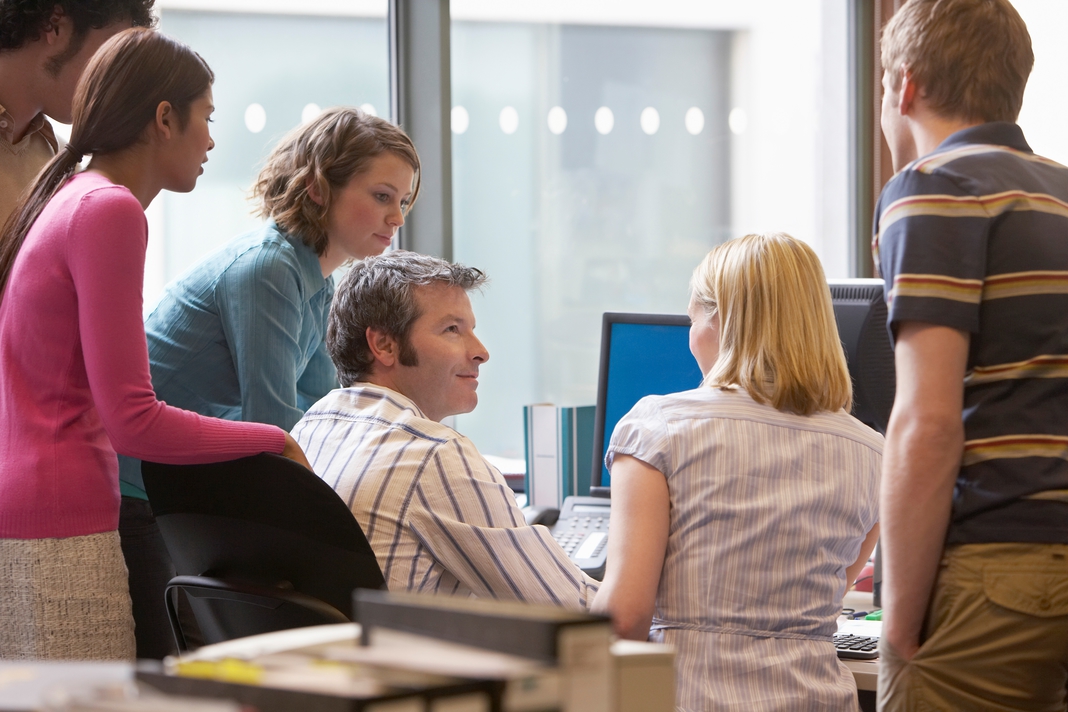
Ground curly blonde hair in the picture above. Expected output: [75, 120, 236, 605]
[251, 107, 420, 255]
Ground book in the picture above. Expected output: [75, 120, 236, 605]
[523, 404, 558, 507]
[559, 406, 595, 502]
[326, 627, 560, 712]
[135, 621, 676, 712]
[136, 655, 497, 712]
[523, 405, 595, 507]
[354, 590, 613, 712]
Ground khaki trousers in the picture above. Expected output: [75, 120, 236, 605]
[878, 543, 1068, 712]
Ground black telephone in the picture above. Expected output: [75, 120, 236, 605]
[547, 496, 611, 580]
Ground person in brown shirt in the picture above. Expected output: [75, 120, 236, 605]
[0, 1, 155, 226]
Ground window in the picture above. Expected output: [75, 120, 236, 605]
[1011, 1, 1068, 165]
[146, 0, 390, 310]
[450, 1, 852, 458]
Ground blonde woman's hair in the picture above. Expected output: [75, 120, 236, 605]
[251, 106, 420, 256]
[690, 232, 852, 416]
[881, 0, 1032, 123]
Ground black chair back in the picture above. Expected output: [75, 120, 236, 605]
[142, 453, 385, 649]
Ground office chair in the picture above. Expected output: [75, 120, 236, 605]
[141, 453, 386, 652]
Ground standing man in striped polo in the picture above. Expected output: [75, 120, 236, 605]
[875, 1, 1068, 709]
[293, 251, 599, 609]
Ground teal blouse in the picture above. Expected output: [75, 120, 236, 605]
[118, 222, 337, 498]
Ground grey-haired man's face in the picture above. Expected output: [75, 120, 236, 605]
[388, 283, 489, 422]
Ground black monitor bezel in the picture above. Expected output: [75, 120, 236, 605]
[591, 311, 692, 488]
[827, 278, 894, 434]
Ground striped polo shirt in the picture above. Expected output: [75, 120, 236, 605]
[874, 121, 1068, 544]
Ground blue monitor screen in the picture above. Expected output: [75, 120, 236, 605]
[597, 318, 704, 486]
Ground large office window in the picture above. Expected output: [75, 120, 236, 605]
[450, 1, 852, 458]
[145, 0, 390, 310]
[44, 1, 855, 462]
[1011, 1, 1068, 165]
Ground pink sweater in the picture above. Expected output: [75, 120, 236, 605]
[0, 172, 285, 538]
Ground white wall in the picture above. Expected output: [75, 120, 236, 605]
[1012, 1, 1068, 165]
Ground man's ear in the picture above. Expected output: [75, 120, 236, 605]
[44, 6, 69, 47]
[365, 326, 399, 369]
[898, 64, 918, 116]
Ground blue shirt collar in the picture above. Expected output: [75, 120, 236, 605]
[269, 221, 330, 299]
[936, 121, 1032, 154]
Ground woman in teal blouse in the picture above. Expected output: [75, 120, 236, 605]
[118, 106, 420, 658]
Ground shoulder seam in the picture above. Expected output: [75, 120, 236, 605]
[301, 409, 451, 444]
[662, 406, 883, 453]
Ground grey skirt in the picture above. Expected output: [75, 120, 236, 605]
[0, 530, 135, 660]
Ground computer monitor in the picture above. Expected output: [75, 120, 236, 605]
[591, 313, 704, 487]
[828, 278, 895, 435]
[828, 279, 895, 608]
[590, 281, 896, 487]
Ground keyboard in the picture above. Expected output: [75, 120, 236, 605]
[832, 633, 879, 660]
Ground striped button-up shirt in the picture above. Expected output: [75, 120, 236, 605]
[293, 384, 598, 609]
[609, 387, 882, 712]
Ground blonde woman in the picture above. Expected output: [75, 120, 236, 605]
[592, 233, 882, 711]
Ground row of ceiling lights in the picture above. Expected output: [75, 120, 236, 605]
[240, 102, 748, 137]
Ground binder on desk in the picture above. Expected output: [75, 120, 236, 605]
[355, 589, 613, 712]
[136, 657, 497, 712]
[523, 405, 595, 507]
[136, 615, 675, 712]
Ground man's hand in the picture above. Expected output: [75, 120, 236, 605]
[881, 322, 969, 660]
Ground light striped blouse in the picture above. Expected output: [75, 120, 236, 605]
[293, 384, 598, 609]
[608, 387, 882, 712]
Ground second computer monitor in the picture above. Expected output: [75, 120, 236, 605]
[591, 313, 704, 487]
[591, 280, 896, 487]
[828, 279, 896, 435]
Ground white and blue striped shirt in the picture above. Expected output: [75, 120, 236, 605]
[608, 387, 882, 712]
[293, 384, 598, 609]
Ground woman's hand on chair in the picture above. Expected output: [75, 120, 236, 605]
[281, 432, 313, 471]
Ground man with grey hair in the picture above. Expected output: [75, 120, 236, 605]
[293, 251, 598, 609]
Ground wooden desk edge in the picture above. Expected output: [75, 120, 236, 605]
[845, 658, 879, 692]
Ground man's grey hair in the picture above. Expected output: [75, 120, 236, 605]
[327, 250, 488, 386]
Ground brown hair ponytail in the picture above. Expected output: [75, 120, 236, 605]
[0, 27, 213, 304]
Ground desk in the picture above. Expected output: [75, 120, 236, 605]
[841, 589, 880, 711]
[0, 661, 132, 712]
[844, 657, 879, 692]
[840, 589, 880, 692]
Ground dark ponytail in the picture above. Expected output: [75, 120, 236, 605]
[0, 27, 213, 304]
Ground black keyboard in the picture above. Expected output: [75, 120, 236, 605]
[833, 633, 879, 660]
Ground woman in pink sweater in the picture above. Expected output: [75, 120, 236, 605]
[0, 28, 309, 660]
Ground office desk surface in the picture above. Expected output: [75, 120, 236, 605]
[840, 589, 880, 692]
[844, 658, 879, 692]
[0, 590, 881, 710]
[0, 661, 132, 711]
